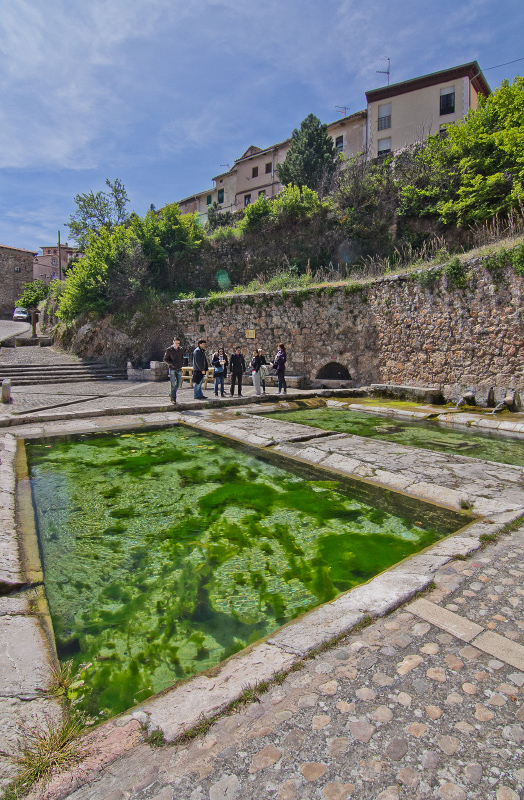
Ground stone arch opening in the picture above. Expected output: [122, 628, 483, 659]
[315, 362, 351, 381]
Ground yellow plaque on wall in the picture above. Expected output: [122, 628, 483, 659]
[246, 329, 256, 339]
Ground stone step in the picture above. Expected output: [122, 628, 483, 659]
[0, 363, 115, 372]
[0, 375, 127, 386]
[0, 364, 127, 386]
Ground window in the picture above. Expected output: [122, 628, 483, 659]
[439, 124, 449, 140]
[252, 166, 258, 178]
[378, 103, 392, 131]
[377, 137, 391, 157]
[335, 135, 343, 152]
[265, 162, 272, 174]
[217, 188, 224, 204]
[53, 249, 57, 254]
[206, 195, 212, 205]
[52, 258, 57, 265]
[258, 190, 266, 198]
[244, 194, 251, 207]
[440, 86, 455, 115]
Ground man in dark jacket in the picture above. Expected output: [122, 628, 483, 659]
[192, 339, 209, 399]
[229, 347, 246, 396]
[163, 337, 184, 403]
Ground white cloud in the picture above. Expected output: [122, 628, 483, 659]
[0, 0, 201, 168]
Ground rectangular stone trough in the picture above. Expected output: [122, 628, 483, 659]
[2, 404, 524, 754]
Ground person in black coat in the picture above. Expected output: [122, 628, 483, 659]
[229, 347, 246, 396]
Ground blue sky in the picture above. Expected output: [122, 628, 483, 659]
[1, 0, 523, 252]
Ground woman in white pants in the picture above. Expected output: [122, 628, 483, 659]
[250, 349, 262, 395]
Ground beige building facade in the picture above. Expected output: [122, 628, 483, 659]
[177, 62, 489, 223]
[365, 62, 489, 158]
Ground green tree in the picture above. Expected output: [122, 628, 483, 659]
[57, 204, 204, 321]
[398, 77, 524, 225]
[277, 114, 337, 192]
[129, 204, 205, 290]
[66, 178, 130, 249]
[16, 280, 50, 337]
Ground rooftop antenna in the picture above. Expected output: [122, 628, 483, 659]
[220, 163, 230, 170]
[377, 56, 390, 86]
[335, 105, 350, 116]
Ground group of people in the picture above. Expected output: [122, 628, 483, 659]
[163, 337, 287, 404]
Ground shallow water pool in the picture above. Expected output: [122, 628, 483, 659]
[264, 406, 524, 466]
[27, 426, 462, 718]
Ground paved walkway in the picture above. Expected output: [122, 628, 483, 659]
[43, 525, 524, 800]
[0, 320, 30, 342]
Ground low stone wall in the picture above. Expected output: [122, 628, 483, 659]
[62, 249, 524, 406]
[165, 255, 524, 404]
[127, 361, 169, 382]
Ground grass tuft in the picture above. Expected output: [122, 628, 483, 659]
[143, 728, 167, 748]
[0, 713, 88, 800]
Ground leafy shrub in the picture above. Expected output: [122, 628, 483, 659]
[210, 226, 241, 241]
[16, 279, 49, 309]
[344, 282, 365, 295]
[510, 242, 524, 276]
[444, 257, 469, 289]
[238, 194, 272, 234]
[416, 268, 442, 288]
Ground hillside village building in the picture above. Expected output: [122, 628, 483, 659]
[0, 244, 37, 317]
[33, 243, 83, 283]
[177, 61, 489, 224]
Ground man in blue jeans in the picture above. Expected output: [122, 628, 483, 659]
[163, 337, 184, 403]
[192, 339, 209, 399]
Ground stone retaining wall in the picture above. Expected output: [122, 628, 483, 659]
[164, 256, 524, 404]
[64, 251, 524, 405]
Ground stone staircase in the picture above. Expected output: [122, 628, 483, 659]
[0, 362, 127, 386]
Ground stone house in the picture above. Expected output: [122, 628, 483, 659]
[33, 242, 83, 283]
[0, 244, 38, 318]
[177, 61, 489, 224]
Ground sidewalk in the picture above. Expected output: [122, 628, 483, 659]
[44, 524, 524, 800]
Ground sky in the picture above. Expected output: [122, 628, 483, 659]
[1, 0, 523, 252]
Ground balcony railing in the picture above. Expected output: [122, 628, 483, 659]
[378, 115, 391, 131]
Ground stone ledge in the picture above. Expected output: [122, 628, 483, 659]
[141, 643, 298, 742]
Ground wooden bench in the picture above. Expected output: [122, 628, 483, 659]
[180, 366, 215, 390]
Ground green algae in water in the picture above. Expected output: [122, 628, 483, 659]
[28, 428, 458, 719]
[265, 407, 524, 466]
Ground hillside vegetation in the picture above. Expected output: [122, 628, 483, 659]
[39, 77, 524, 324]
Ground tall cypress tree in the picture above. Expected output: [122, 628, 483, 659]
[277, 113, 337, 192]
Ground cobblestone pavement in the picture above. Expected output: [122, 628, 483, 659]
[36, 526, 524, 800]
[4, 379, 304, 416]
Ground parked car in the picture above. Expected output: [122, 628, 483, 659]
[13, 307, 30, 321]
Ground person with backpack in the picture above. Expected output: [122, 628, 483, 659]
[273, 343, 287, 395]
